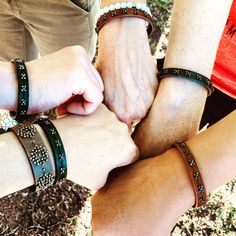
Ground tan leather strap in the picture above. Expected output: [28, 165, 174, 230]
[95, 7, 155, 36]
[174, 140, 207, 207]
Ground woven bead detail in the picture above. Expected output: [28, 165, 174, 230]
[30, 145, 49, 165]
[17, 123, 36, 138]
[37, 173, 55, 190]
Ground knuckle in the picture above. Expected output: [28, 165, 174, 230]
[129, 142, 139, 160]
[90, 178, 106, 191]
[121, 143, 138, 165]
[68, 46, 89, 65]
[98, 92, 104, 103]
[117, 112, 135, 125]
[139, 108, 147, 119]
[71, 45, 87, 54]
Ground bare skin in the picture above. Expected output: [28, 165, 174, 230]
[0, 46, 104, 116]
[134, 0, 233, 157]
[97, 0, 158, 125]
[92, 110, 236, 235]
[0, 105, 138, 198]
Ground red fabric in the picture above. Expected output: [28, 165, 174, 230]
[212, 0, 236, 98]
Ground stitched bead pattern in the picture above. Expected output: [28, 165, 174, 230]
[34, 118, 67, 182]
[11, 122, 55, 191]
[159, 68, 214, 96]
[95, 4, 154, 36]
[11, 58, 30, 121]
[30, 145, 49, 165]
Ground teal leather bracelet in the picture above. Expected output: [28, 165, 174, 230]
[11, 58, 30, 121]
[34, 118, 67, 183]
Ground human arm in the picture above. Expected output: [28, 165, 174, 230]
[0, 46, 103, 115]
[0, 105, 138, 198]
[92, 110, 236, 235]
[134, 0, 233, 157]
[96, 0, 158, 125]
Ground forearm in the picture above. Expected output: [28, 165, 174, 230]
[91, 111, 236, 235]
[0, 131, 34, 197]
[97, 0, 157, 125]
[160, 0, 233, 101]
[0, 61, 17, 111]
[135, 0, 233, 157]
[154, 110, 236, 214]
[0, 125, 55, 198]
[187, 110, 236, 193]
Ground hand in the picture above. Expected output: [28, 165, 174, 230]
[53, 104, 138, 190]
[96, 18, 158, 125]
[92, 149, 193, 236]
[134, 77, 207, 158]
[5, 46, 104, 115]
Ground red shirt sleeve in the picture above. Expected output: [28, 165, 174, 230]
[212, 0, 236, 99]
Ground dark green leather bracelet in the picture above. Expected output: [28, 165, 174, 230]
[34, 118, 67, 182]
[11, 122, 55, 191]
[11, 58, 29, 121]
[158, 68, 214, 96]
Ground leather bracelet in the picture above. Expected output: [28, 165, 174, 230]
[34, 118, 67, 182]
[173, 140, 207, 207]
[11, 58, 30, 121]
[11, 122, 55, 191]
[158, 68, 214, 96]
[95, 7, 155, 36]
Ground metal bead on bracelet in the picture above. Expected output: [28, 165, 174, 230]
[95, 2, 154, 36]
[34, 118, 67, 183]
[173, 140, 207, 207]
[11, 122, 55, 191]
[158, 68, 214, 96]
[11, 58, 30, 122]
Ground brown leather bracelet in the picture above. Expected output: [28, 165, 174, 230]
[95, 7, 155, 36]
[173, 140, 207, 207]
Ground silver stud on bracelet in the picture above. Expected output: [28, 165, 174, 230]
[17, 123, 36, 138]
[30, 145, 49, 165]
[37, 172, 55, 190]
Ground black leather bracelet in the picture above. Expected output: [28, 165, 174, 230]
[34, 118, 67, 182]
[11, 58, 29, 121]
[11, 122, 55, 191]
[158, 68, 214, 96]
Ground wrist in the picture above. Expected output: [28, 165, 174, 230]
[50, 117, 76, 183]
[152, 149, 194, 214]
[0, 61, 17, 111]
[157, 76, 207, 107]
[98, 16, 147, 42]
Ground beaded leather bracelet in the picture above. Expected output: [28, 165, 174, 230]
[95, 3, 154, 36]
[173, 140, 207, 207]
[11, 58, 30, 121]
[11, 122, 55, 191]
[158, 68, 214, 96]
[34, 118, 67, 182]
